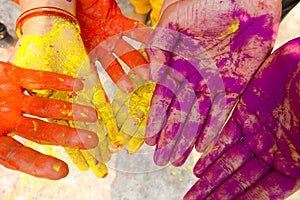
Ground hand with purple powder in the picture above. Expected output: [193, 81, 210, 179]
[184, 38, 300, 200]
[145, 0, 282, 167]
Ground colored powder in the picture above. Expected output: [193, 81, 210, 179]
[218, 17, 240, 39]
[32, 121, 38, 131]
[52, 164, 61, 172]
[13, 17, 114, 176]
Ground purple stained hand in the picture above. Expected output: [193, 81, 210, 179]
[184, 38, 300, 200]
[145, 0, 282, 166]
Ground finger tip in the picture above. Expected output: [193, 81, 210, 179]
[145, 135, 157, 146]
[171, 160, 184, 167]
[116, 77, 134, 93]
[153, 152, 169, 167]
[101, 172, 108, 178]
[50, 161, 69, 180]
[86, 108, 98, 122]
[126, 149, 135, 155]
[37, 158, 69, 180]
[134, 66, 150, 80]
[78, 130, 99, 149]
[73, 78, 84, 91]
[73, 105, 98, 123]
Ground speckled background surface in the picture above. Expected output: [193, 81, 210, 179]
[0, 1, 299, 199]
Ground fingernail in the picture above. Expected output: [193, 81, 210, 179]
[134, 66, 150, 80]
[117, 77, 134, 93]
[101, 172, 108, 178]
[73, 78, 84, 91]
[77, 130, 99, 149]
[74, 105, 98, 122]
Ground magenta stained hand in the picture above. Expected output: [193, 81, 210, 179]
[145, 0, 282, 167]
[184, 37, 300, 200]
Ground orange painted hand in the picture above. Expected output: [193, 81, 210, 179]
[77, 0, 151, 93]
[0, 61, 98, 180]
[10, 12, 114, 178]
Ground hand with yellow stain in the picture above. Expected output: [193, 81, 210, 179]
[9, 0, 116, 178]
[110, 72, 155, 153]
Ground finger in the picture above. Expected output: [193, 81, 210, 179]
[64, 120, 111, 173]
[206, 157, 271, 200]
[108, 89, 135, 152]
[145, 74, 179, 145]
[185, 141, 253, 199]
[113, 38, 149, 80]
[0, 136, 68, 180]
[1, 62, 83, 91]
[146, 47, 171, 82]
[236, 171, 299, 200]
[195, 93, 234, 152]
[154, 81, 197, 166]
[15, 116, 98, 149]
[21, 95, 98, 122]
[193, 117, 243, 177]
[112, 87, 131, 116]
[110, 90, 146, 151]
[146, 21, 180, 82]
[64, 147, 89, 171]
[170, 93, 210, 167]
[168, 54, 201, 84]
[97, 46, 133, 93]
[122, 18, 152, 44]
[92, 122, 112, 163]
[274, 129, 300, 179]
[110, 74, 154, 152]
[81, 122, 111, 178]
[126, 117, 147, 154]
[118, 82, 151, 149]
[108, 88, 131, 151]
[93, 83, 119, 139]
[82, 150, 109, 178]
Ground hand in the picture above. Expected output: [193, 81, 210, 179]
[145, 0, 282, 166]
[0, 61, 98, 180]
[77, 0, 151, 93]
[110, 72, 155, 153]
[10, 13, 113, 178]
[184, 38, 300, 200]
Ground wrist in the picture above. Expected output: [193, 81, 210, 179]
[17, 0, 77, 36]
[16, 7, 80, 36]
[20, 0, 76, 15]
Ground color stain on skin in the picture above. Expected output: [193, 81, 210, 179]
[32, 120, 38, 131]
[53, 164, 61, 172]
[13, 17, 115, 176]
[218, 17, 240, 39]
[109, 74, 155, 153]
